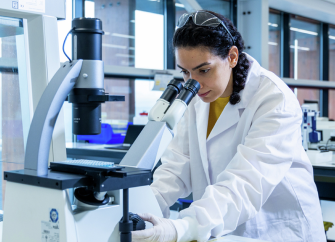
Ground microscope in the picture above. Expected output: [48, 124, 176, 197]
[1, 18, 200, 242]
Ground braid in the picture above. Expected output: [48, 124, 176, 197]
[173, 11, 250, 105]
[231, 52, 250, 104]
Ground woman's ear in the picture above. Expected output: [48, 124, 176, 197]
[228, 46, 239, 68]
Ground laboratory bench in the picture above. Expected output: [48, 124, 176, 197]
[66, 142, 335, 182]
[66, 143, 335, 200]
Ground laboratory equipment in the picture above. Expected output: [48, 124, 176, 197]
[67, 18, 121, 135]
[2, 18, 200, 242]
[301, 104, 321, 150]
[301, 104, 335, 151]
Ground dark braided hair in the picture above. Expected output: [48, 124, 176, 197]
[173, 11, 250, 104]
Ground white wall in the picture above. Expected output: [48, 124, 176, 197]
[238, 0, 269, 69]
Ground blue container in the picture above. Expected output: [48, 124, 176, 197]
[77, 123, 128, 144]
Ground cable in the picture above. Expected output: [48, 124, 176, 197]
[326, 138, 331, 151]
[63, 27, 75, 63]
[319, 138, 332, 151]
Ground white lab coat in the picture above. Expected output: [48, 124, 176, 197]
[151, 54, 326, 242]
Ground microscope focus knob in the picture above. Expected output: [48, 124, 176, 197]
[129, 213, 146, 231]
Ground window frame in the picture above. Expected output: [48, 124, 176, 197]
[268, 9, 281, 77]
[270, 8, 335, 117]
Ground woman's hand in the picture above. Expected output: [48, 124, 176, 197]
[131, 213, 177, 242]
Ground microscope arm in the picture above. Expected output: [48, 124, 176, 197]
[148, 99, 187, 130]
[119, 121, 174, 170]
[148, 79, 184, 123]
[120, 79, 199, 171]
[24, 60, 83, 176]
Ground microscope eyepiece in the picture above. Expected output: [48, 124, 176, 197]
[168, 79, 183, 92]
[159, 79, 183, 103]
[183, 79, 201, 96]
[176, 79, 200, 105]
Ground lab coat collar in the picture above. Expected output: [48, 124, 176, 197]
[194, 98, 240, 184]
[235, 53, 262, 110]
[207, 53, 261, 141]
[194, 99, 211, 185]
[206, 101, 240, 142]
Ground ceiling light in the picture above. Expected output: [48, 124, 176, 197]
[175, 3, 185, 8]
[102, 43, 127, 49]
[290, 27, 318, 36]
[290, 45, 310, 51]
[112, 33, 135, 39]
[268, 42, 278, 46]
[329, 35, 335, 40]
[268, 23, 278, 27]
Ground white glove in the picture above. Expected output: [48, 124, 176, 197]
[131, 213, 177, 242]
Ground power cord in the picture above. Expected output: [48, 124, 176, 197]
[326, 138, 331, 151]
[318, 138, 334, 151]
[63, 27, 75, 63]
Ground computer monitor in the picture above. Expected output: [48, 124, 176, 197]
[123, 125, 145, 146]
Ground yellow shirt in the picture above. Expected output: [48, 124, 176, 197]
[207, 96, 230, 138]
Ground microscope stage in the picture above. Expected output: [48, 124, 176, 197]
[4, 165, 152, 192]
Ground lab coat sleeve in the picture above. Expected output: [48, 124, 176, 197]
[151, 109, 192, 218]
[174, 78, 302, 241]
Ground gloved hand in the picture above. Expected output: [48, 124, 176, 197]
[131, 213, 177, 242]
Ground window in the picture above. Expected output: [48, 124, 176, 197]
[84, 0, 164, 69]
[175, 1, 187, 70]
[175, 0, 187, 29]
[289, 15, 321, 105]
[329, 26, 335, 120]
[290, 87, 321, 110]
[175, 0, 231, 22]
[268, 10, 281, 76]
[0, 17, 29, 209]
[103, 78, 162, 124]
[197, 0, 230, 19]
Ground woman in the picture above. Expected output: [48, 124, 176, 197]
[132, 10, 325, 242]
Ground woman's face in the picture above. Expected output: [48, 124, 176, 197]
[175, 46, 238, 103]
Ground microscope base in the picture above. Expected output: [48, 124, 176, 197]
[2, 182, 162, 242]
